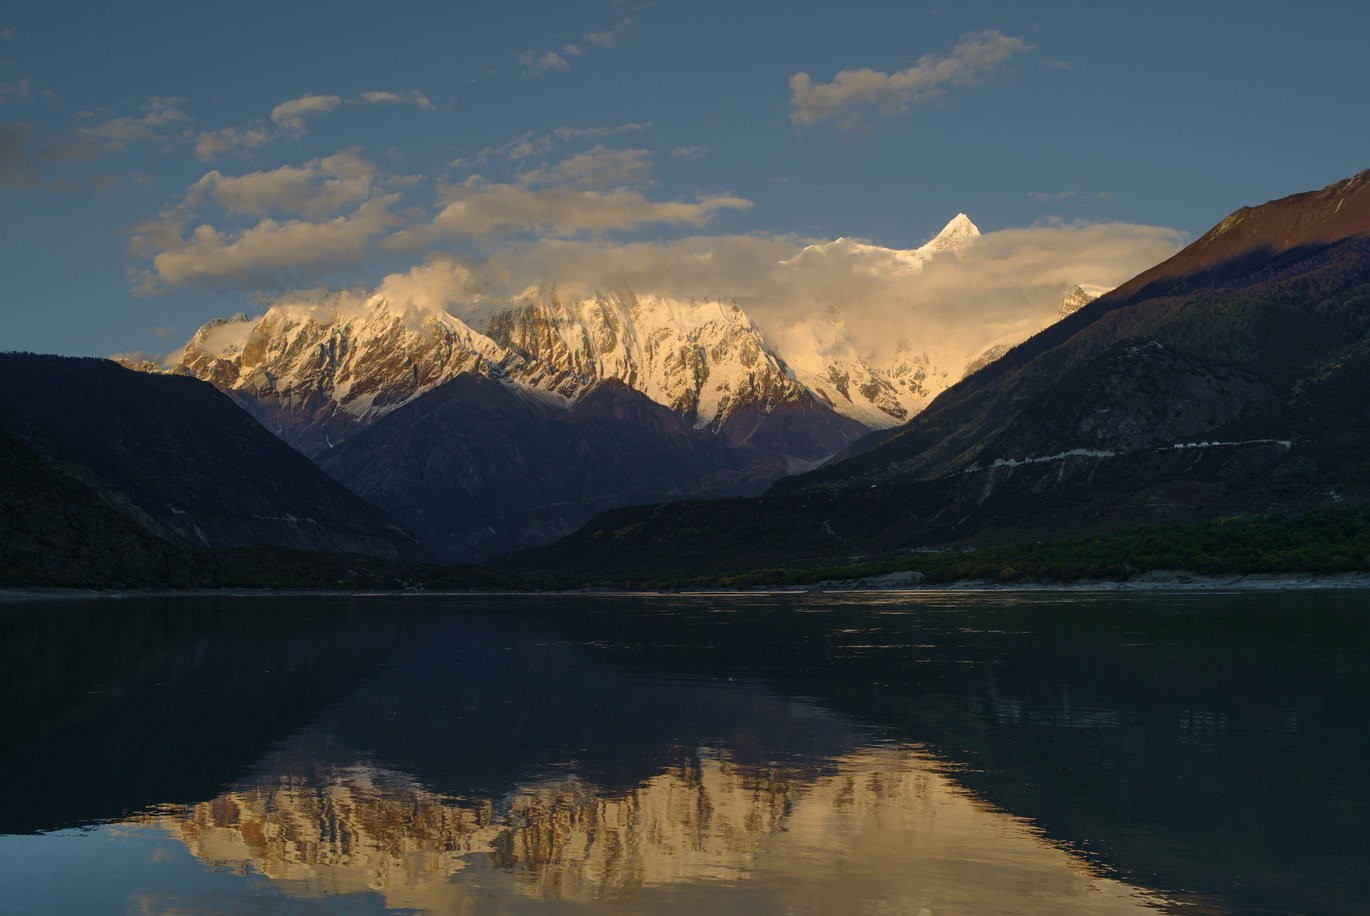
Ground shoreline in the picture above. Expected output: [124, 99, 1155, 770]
[4, 570, 1370, 601]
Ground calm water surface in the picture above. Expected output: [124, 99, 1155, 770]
[0, 590, 1366, 914]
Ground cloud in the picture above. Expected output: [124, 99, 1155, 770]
[670, 145, 709, 160]
[196, 92, 350, 160]
[517, 50, 571, 73]
[517, 17, 634, 74]
[1043, 57, 1073, 71]
[195, 125, 272, 160]
[46, 98, 191, 161]
[0, 77, 31, 102]
[1, 99, 191, 187]
[516, 145, 651, 189]
[789, 30, 1030, 133]
[130, 138, 749, 289]
[269, 93, 343, 135]
[1028, 190, 1077, 202]
[190, 149, 381, 218]
[453, 122, 651, 167]
[583, 18, 633, 48]
[256, 220, 1182, 382]
[130, 149, 403, 291]
[474, 222, 1184, 363]
[387, 177, 751, 247]
[132, 195, 400, 293]
[0, 123, 39, 186]
[361, 90, 434, 110]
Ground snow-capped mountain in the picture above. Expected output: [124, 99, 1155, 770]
[1060, 283, 1111, 316]
[152, 214, 1076, 457]
[772, 214, 984, 425]
[167, 287, 863, 459]
[172, 297, 524, 453]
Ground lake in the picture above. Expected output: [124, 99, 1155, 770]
[0, 590, 1366, 914]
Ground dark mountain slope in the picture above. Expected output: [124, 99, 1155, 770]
[0, 426, 192, 587]
[506, 170, 1370, 579]
[0, 354, 423, 560]
[318, 375, 789, 562]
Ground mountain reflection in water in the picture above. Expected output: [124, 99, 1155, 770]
[133, 744, 1162, 914]
[2, 591, 1367, 914]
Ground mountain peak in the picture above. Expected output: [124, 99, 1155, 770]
[923, 213, 981, 251]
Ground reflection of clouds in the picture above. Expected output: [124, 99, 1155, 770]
[137, 747, 1169, 915]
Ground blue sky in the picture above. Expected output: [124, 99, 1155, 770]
[2, 0, 1367, 358]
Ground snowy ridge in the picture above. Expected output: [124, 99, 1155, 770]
[478, 287, 811, 430]
[155, 213, 1099, 451]
[176, 294, 523, 430]
[773, 311, 945, 426]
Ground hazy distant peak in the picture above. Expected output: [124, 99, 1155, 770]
[1060, 283, 1112, 316]
[922, 213, 981, 251]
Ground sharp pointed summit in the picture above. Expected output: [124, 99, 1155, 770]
[922, 213, 981, 252]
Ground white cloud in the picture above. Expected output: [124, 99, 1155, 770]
[387, 177, 751, 247]
[789, 30, 1030, 133]
[1028, 190, 1078, 202]
[130, 136, 750, 289]
[516, 145, 651, 189]
[476, 222, 1184, 362]
[670, 145, 709, 160]
[517, 17, 634, 74]
[48, 97, 191, 161]
[583, 18, 632, 48]
[454, 122, 651, 167]
[361, 90, 435, 110]
[262, 220, 1183, 374]
[269, 93, 343, 135]
[131, 149, 405, 291]
[190, 149, 381, 218]
[195, 125, 273, 161]
[133, 196, 400, 293]
[517, 50, 571, 73]
[196, 93, 351, 161]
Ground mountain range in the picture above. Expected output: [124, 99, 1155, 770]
[148, 214, 1004, 452]
[6, 170, 1368, 586]
[119, 213, 1101, 560]
[509, 169, 1370, 579]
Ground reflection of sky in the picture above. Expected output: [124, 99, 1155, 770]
[3, 744, 1172, 915]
